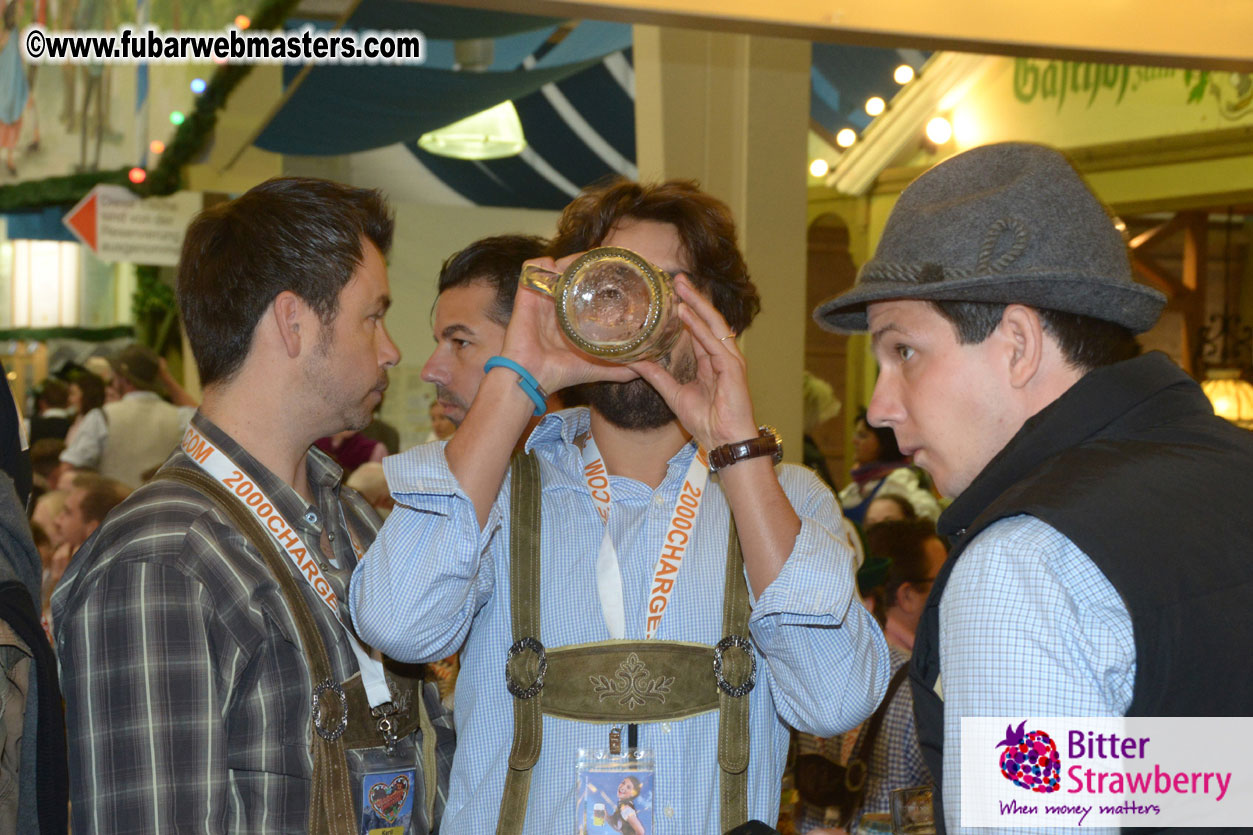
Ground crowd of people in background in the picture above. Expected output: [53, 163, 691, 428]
[1, 142, 1248, 835]
[22, 343, 415, 645]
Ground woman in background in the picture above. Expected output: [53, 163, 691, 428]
[838, 409, 939, 526]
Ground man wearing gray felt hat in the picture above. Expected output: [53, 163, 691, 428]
[814, 141, 1253, 833]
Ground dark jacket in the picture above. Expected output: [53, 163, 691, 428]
[913, 352, 1253, 833]
[0, 471, 68, 834]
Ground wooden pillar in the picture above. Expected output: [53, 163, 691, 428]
[633, 25, 811, 457]
[1181, 211, 1208, 374]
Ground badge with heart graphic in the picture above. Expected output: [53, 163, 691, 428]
[368, 774, 411, 824]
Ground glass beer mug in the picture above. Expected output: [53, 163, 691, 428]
[519, 246, 683, 363]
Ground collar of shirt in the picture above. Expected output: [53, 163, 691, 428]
[187, 412, 345, 544]
[523, 407, 702, 497]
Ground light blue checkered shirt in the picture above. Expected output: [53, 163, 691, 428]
[939, 515, 1135, 835]
[351, 408, 890, 834]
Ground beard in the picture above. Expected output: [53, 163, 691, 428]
[583, 346, 696, 431]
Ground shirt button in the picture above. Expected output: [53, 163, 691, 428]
[664, 806, 675, 818]
[660, 722, 671, 733]
[305, 511, 318, 524]
[327, 531, 335, 541]
[653, 494, 665, 507]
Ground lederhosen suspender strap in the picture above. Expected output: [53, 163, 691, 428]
[155, 467, 435, 834]
[838, 663, 912, 828]
[500, 451, 544, 831]
[156, 466, 356, 835]
[718, 503, 752, 829]
[497, 452, 754, 834]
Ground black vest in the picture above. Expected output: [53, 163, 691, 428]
[912, 353, 1253, 833]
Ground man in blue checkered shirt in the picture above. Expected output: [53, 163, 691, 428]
[352, 179, 890, 834]
[814, 142, 1253, 833]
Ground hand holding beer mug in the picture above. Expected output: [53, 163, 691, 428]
[519, 246, 684, 363]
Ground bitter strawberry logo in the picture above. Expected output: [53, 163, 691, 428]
[996, 720, 1061, 793]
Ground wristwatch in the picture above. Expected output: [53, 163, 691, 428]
[708, 425, 783, 472]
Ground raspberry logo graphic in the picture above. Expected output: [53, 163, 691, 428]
[996, 720, 1061, 793]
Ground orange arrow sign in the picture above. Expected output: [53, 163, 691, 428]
[63, 188, 100, 252]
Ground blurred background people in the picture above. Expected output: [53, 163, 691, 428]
[62, 368, 106, 451]
[27, 378, 72, 445]
[58, 345, 194, 488]
[345, 461, 394, 519]
[0, 357, 67, 831]
[838, 408, 939, 526]
[53, 473, 129, 560]
[27, 438, 64, 501]
[868, 520, 946, 654]
[314, 428, 386, 472]
[802, 371, 841, 490]
[861, 494, 917, 529]
[789, 521, 943, 834]
[425, 400, 456, 442]
[360, 399, 401, 455]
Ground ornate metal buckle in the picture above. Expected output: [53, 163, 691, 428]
[844, 758, 868, 792]
[713, 635, 757, 698]
[311, 678, 348, 741]
[505, 636, 547, 700]
[371, 701, 400, 756]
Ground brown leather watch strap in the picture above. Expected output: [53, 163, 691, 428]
[708, 425, 782, 471]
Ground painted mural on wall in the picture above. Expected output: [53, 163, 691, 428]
[0, 0, 251, 182]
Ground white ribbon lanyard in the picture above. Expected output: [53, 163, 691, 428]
[581, 437, 710, 640]
[180, 424, 393, 709]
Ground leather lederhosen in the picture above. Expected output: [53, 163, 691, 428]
[497, 452, 757, 834]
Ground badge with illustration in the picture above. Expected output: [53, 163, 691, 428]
[358, 768, 416, 835]
[576, 748, 655, 835]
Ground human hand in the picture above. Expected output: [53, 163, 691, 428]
[628, 274, 758, 450]
[503, 255, 639, 393]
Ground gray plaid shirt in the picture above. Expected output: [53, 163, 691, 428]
[53, 413, 454, 834]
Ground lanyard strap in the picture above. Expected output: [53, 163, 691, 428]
[581, 436, 709, 640]
[180, 423, 393, 709]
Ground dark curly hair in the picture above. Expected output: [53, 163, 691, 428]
[548, 178, 761, 335]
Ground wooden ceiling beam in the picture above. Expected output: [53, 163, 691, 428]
[1128, 214, 1187, 253]
[431, 0, 1253, 72]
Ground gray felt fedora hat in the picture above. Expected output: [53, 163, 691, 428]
[813, 142, 1166, 334]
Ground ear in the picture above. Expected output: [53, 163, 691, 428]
[998, 304, 1046, 390]
[272, 291, 308, 359]
[895, 582, 919, 612]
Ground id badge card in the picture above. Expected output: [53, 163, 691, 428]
[350, 744, 422, 835]
[575, 747, 655, 835]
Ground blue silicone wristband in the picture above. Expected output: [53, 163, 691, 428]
[484, 356, 547, 417]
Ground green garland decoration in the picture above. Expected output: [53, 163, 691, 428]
[139, 0, 306, 198]
[0, 0, 305, 209]
[0, 169, 132, 213]
[0, 325, 133, 342]
[0, 0, 308, 354]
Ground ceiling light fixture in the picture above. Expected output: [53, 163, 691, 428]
[894, 65, 915, 85]
[418, 101, 528, 160]
[865, 97, 886, 117]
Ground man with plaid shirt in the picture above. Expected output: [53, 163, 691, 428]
[54, 178, 454, 834]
